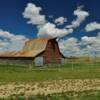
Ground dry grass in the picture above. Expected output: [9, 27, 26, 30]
[0, 79, 100, 99]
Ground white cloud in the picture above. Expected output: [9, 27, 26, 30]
[38, 22, 73, 38]
[23, 3, 74, 38]
[58, 37, 81, 56]
[23, 3, 90, 39]
[54, 17, 67, 25]
[58, 33, 100, 57]
[85, 22, 100, 32]
[0, 29, 14, 38]
[0, 29, 27, 41]
[23, 3, 46, 26]
[81, 34, 100, 56]
[0, 29, 28, 52]
[85, 24, 100, 56]
[81, 36, 96, 45]
[66, 6, 89, 28]
[0, 40, 9, 48]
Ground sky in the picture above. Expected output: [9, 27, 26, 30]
[0, 0, 100, 56]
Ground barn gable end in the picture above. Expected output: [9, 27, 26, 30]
[38, 39, 64, 64]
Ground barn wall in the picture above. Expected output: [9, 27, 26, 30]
[40, 39, 63, 64]
[0, 57, 34, 65]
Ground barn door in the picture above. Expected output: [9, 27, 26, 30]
[34, 57, 43, 66]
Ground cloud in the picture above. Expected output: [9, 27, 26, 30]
[0, 29, 14, 39]
[38, 22, 73, 38]
[81, 34, 100, 56]
[23, 3, 74, 38]
[81, 36, 96, 45]
[66, 6, 89, 28]
[0, 41, 8, 47]
[23, 3, 46, 26]
[54, 17, 67, 25]
[0, 29, 28, 52]
[23, 3, 89, 38]
[85, 22, 100, 32]
[81, 33, 100, 49]
[58, 37, 81, 56]
[58, 33, 100, 57]
[0, 29, 27, 41]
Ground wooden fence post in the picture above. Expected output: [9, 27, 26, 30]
[29, 62, 33, 70]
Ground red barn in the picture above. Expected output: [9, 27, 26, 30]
[0, 38, 64, 66]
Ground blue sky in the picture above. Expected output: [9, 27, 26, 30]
[0, 0, 99, 38]
[0, 0, 100, 56]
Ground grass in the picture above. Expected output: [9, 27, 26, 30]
[0, 62, 99, 82]
[0, 61, 100, 99]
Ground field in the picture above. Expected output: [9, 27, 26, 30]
[0, 58, 100, 82]
[0, 57, 100, 99]
[0, 63, 100, 82]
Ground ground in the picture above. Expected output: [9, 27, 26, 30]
[0, 58, 100, 99]
[0, 62, 100, 82]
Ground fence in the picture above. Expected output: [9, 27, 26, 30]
[64, 57, 100, 70]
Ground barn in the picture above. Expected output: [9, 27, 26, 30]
[0, 38, 64, 66]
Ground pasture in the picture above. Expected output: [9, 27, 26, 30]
[0, 57, 99, 82]
[0, 57, 100, 99]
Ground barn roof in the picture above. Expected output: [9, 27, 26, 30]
[0, 38, 54, 57]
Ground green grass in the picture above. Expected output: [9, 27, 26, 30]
[0, 62, 99, 82]
[0, 62, 100, 99]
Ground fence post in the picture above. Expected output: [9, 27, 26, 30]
[29, 62, 33, 70]
[72, 61, 74, 70]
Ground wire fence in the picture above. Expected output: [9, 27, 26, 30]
[64, 57, 100, 70]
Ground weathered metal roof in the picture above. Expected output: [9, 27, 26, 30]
[0, 38, 52, 57]
[0, 51, 18, 57]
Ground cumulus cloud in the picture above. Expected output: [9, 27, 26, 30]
[54, 17, 67, 25]
[23, 3, 74, 38]
[81, 34, 100, 46]
[66, 6, 89, 28]
[83, 22, 100, 56]
[23, 3, 46, 26]
[85, 22, 100, 32]
[0, 29, 28, 52]
[58, 33, 100, 57]
[81, 34, 100, 56]
[58, 37, 81, 56]
[0, 40, 8, 47]
[0, 29, 27, 41]
[38, 22, 73, 38]
[23, 3, 89, 38]
[81, 36, 96, 45]
[0, 29, 14, 39]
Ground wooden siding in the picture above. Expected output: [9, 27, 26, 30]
[0, 57, 34, 65]
[39, 39, 63, 64]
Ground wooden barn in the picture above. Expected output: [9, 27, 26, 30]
[0, 38, 64, 66]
